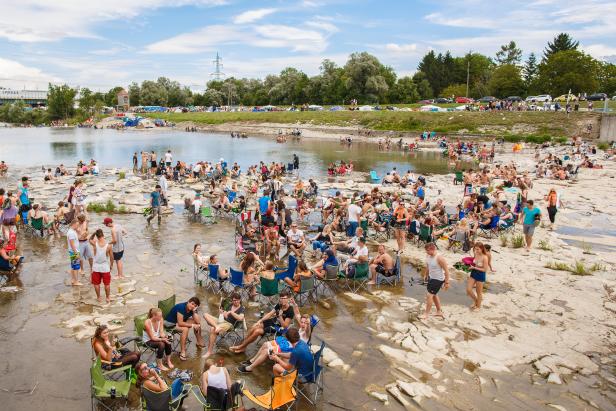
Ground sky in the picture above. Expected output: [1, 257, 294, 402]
[1, 0, 615, 92]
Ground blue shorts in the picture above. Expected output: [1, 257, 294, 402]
[470, 269, 486, 282]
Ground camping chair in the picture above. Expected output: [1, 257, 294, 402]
[190, 383, 244, 411]
[141, 380, 192, 411]
[376, 255, 401, 287]
[243, 370, 298, 411]
[215, 318, 247, 350]
[344, 262, 369, 293]
[26, 216, 51, 237]
[453, 171, 463, 185]
[200, 206, 215, 224]
[131, 313, 157, 360]
[416, 224, 434, 246]
[315, 264, 340, 298]
[90, 356, 132, 411]
[157, 295, 189, 351]
[479, 215, 500, 238]
[295, 276, 317, 307]
[205, 264, 227, 295]
[448, 231, 468, 253]
[296, 341, 325, 406]
[229, 267, 251, 300]
[307, 315, 320, 345]
[274, 255, 298, 284]
[256, 277, 281, 306]
[370, 170, 380, 182]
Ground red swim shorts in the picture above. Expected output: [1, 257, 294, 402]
[92, 271, 111, 286]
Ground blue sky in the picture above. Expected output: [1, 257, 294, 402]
[1, 0, 615, 92]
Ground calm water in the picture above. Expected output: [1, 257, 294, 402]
[0, 127, 454, 177]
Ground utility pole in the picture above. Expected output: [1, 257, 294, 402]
[466, 51, 471, 98]
[210, 52, 225, 82]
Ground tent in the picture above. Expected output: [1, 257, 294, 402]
[308, 105, 323, 111]
[358, 105, 373, 111]
[420, 105, 446, 112]
[454, 105, 468, 111]
[329, 105, 344, 111]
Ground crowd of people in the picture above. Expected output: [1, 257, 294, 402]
[0, 130, 609, 409]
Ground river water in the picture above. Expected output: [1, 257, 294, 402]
[0, 128, 613, 411]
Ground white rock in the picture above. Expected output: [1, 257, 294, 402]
[368, 391, 389, 405]
[547, 373, 562, 384]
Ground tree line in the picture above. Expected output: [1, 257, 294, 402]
[1, 33, 614, 124]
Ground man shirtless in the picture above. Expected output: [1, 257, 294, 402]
[368, 245, 395, 284]
[264, 223, 280, 258]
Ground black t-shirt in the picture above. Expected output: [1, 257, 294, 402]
[266, 304, 294, 327]
[224, 305, 245, 327]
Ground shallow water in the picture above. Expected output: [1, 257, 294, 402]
[0, 128, 456, 179]
[0, 129, 614, 410]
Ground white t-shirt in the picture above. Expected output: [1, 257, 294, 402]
[193, 199, 202, 213]
[164, 152, 173, 163]
[355, 245, 368, 258]
[193, 163, 202, 173]
[67, 228, 78, 251]
[347, 203, 362, 223]
[288, 229, 304, 243]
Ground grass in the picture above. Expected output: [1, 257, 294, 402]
[545, 260, 604, 275]
[118, 171, 126, 180]
[499, 234, 509, 247]
[87, 199, 129, 214]
[142, 111, 601, 138]
[580, 241, 593, 254]
[538, 239, 552, 251]
[511, 234, 525, 248]
[597, 141, 609, 150]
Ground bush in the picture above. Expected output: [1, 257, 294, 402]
[538, 239, 552, 251]
[503, 134, 524, 143]
[499, 234, 508, 247]
[118, 171, 126, 180]
[524, 134, 552, 144]
[511, 234, 525, 248]
[553, 136, 568, 145]
[545, 261, 571, 271]
[597, 141, 609, 151]
[86, 199, 128, 214]
[570, 260, 592, 276]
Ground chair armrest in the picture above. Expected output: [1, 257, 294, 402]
[101, 364, 133, 376]
[118, 336, 139, 346]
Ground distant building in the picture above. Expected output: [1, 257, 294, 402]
[117, 89, 129, 111]
[0, 88, 47, 106]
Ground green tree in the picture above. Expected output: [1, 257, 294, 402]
[412, 71, 433, 99]
[441, 83, 467, 98]
[543, 33, 579, 61]
[140, 80, 168, 105]
[488, 64, 525, 97]
[78, 87, 96, 114]
[342, 52, 391, 103]
[390, 76, 419, 103]
[495, 41, 522, 66]
[47, 84, 77, 120]
[128, 82, 141, 106]
[598, 62, 616, 95]
[537, 50, 599, 96]
[523, 53, 540, 95]
[103, 86, 124, 107]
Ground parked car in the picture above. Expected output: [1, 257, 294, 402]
[418, 99, 434, 104]
[505, 96, 523, 102]
[455, 96, 473, 103]
[553, 94, 579, 102]
[525, 96, 536, 102]
[435, 97, 452, 104]
[478, 96, 497, 103]
[534, 95, 552, 102]
[612, 95, 616, 101]
[587, 93, 607, 101]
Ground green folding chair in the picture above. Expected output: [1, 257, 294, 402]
[256, 277, 281, 307]
[295, 276, 316, 306]
[200, 206, 215, 224]
[157, 295, 189, 352]
[133, 313, 157, 360]
[345, 262, 369, 293]
[90, 356, 132, 411]
[454, 171, 463, 185]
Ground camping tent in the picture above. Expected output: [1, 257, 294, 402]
[358, 105, 373, 111]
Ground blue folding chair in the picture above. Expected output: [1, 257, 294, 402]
[274, 255, 298, 285]
[229, 267, 251, 300]
[296, 341, 325, 405]
[479, 215, 500, 238]
[370, 170, 380, 182]
[205, 264, 226, 295]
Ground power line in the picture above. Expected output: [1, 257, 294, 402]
[210, 52, 225, 82]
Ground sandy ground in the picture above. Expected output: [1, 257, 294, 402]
[5, 139, 616, 410]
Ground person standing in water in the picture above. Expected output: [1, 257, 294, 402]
[89, 228, 113, 303]
[420, 242, 450, 319]
[104, 217, 126, 279]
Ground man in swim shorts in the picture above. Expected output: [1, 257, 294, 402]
[421, 242, 450, 319]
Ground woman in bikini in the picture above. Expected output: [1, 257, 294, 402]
[466, 242, 489, 310]
[392, 203, 409, 254]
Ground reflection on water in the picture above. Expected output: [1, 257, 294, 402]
[0, 128, 457, 179]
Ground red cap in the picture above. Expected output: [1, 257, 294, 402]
[103, 217, 113, 225]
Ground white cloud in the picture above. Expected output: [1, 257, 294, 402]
[305, 21, 339, 33]
[583, 44, 616, 60]
[0, 58, 61, 89]
[424, 12, 497, 29]
[144, 24, 328, 54]
[233, 8, 278, 24]
[385, 43, 418, 53]
[0, 0, 227, 42]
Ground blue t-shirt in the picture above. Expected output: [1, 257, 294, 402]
[19, 186, 29, 205]
[165, 302, 194, 324]
[258, 196, 270, 215]
[417, 186, 425, 199]
[323, 254, 339, 268]
[151, 191, 161, 207]
[289, 340, 314, 378]
[522, 207, 541, 225]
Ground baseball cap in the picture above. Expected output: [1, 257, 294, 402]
[103, 217, 113, 225]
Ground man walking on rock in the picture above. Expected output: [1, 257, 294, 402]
[420, 242, 450, 320]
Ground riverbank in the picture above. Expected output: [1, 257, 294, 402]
[1, 139, 615, 410]
[142, 110, 603, 140]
